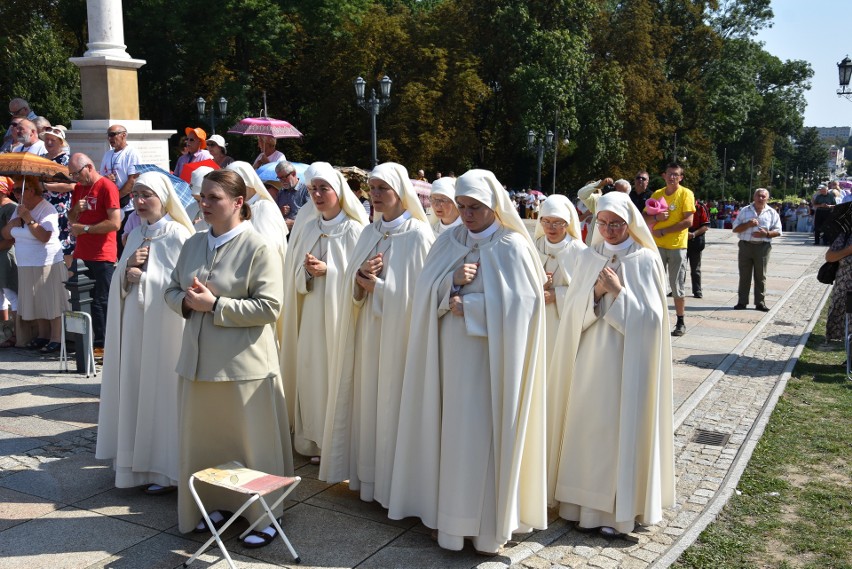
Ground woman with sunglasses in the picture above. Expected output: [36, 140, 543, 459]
[547, 192, 674, 541]
[39, 126, 75, 266]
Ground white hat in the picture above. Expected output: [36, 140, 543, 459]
[207, 134, 227, 148]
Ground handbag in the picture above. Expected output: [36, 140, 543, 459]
[817, 261, 839, 285]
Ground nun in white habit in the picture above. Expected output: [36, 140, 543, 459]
[534, 194, 586, 362]
[429, 176, 461, 236]
[280, 162, 368, 459]
[319, 162, 434, 507]
[226, 161, 288, 261]
[388, 169, 547, 555]
[187, 166, 214, 232]
[96, 171, 195, 492]
[548, 192, 675, 538]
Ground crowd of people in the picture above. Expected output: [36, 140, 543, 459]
[0, 95, 841, 556]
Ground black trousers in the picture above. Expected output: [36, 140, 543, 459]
[686, 240, 704, 294]
[83, 260, 115, 347]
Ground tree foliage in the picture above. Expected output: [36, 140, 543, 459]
[0, 0, 819, 197]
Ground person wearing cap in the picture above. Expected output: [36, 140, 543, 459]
[321, 162, 434, 506]
[99, 125, 141, 216]
[548, 191, 674, 541]
[274, 161, 309, 230]
[187, 166, 215, 231]
[174, 127, 213, 178]
[280, 162, 369, 466]
[39, 126, 76, 264]
[429, 177, 461, 236]
[388, 169, 546, 555]
[96, 172, 195, 495]
[252, 135, 285, 169]
[206, 134, 233, 168]
[10, 119, 46, 156]
[812, 184, 835, 245]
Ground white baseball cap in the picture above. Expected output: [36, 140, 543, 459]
[207, 134, 227, 148]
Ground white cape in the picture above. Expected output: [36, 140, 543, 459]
[388, 225, 548, 545]
[547, 243, 675, 525]
[319, 216, 434, 509]
[96, 220, 192, 487]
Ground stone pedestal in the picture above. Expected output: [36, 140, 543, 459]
[69, 55, 145, 120]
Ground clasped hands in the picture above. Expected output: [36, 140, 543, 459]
[543, 272, 556, 305]
[449, 262, 479, 316]
[355, 253, 383, 295]
[125, 246, 148, 284]
[748, 218, 770, 238]
[183, 276, 217, 313]
[593, 266, 622, 303]
[304, 252, 327, 278]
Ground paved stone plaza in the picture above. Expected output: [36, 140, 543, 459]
[0, 228, 833, 568]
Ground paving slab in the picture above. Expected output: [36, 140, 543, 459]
[0, 451, 114, 505]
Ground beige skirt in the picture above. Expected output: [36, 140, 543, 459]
[17, 262, 70, 320]
[177, 375, 294, 533]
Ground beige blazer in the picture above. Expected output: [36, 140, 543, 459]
[165, 228, 283, 381]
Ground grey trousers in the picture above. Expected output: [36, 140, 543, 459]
[737, 240, 771, 306]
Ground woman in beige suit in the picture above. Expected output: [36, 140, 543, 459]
[165, 169, 293, 548]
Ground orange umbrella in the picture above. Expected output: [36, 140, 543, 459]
[0, 152, 71, 181]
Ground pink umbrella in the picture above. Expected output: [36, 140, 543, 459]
[228, 117, 303, 139]
[411, 179, 432, 211]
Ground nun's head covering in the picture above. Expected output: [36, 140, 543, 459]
[368, 162, 429, 224]
[226, 161, 274, 202]
[132, 171, 195, 234]
[304, 162, 369, 226]
[591, 191, 657, 253]
[533, 194, 581, 241]
[190, 166, 215, 196]
[430, 176, 456, 201]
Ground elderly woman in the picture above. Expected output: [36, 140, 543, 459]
[165, 169, 293, 547]
[252, 136, 284, 169]
[429, 177, 461, 236]
[389, 169, 547, 555]
[320, 162, 434, 506]
[206, 135, 233, 168]
[1, 176, 69, 352]
[96, 172, 194, 493]
[40, 126, 75, 264]
[548, 192, 674, 539]
[280, 163, 368, 462]
[0, 177, 17, 346]
[535, 195, 586, 361]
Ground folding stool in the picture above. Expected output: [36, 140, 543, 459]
[185, 461, 301, 568]
[60, 311, 96, 377]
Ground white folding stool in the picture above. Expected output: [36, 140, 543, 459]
[185, 461, 301, 568]
[59, 311, 97, 377]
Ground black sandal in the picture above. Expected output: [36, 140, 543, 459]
[240, 526, 277, 549]
[25, 337, 49, 350]
[599, 526, 640, 543]
[193, 510, 234, 534]
[40, 341, 61, 354]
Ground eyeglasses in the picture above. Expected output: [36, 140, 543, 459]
[131, 191, 157, 200]
[107, 131, 126, 137]
[186, 138, 198, 143]
[430, 197, 454, 206]
[595, 220, 628, 231]
[10, 121, 21, 128]
[540, 219, 567, 228]
[43, 127, 63, 137]
[70, 164, 90, 178]
[8, 107, 26, 116]
[635, 176, 648, 181]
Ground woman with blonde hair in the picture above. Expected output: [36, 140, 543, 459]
[96, 171, 195, 494]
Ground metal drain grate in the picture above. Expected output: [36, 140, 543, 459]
[691, 429, 730, 447]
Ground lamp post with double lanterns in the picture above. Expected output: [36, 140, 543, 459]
[354, 75, 392, 168]
[196, 96, 228, 135]
[527, 129, 553, 192]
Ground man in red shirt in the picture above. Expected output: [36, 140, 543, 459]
[67, 153, 121, 349]
[686, 199, 711, 298]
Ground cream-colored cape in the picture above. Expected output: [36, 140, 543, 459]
[388, 223, 548, 545]
[96, 219, 192, 487]
[318, 215, 434, 506]
[534, 234, 586, 362]
[547, 193, 674, 527]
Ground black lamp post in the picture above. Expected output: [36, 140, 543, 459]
[527, 129, 554, 191]
[838, 55, 852, 100]
[196, 96, 228, 135]
[354, 75, 392, 168]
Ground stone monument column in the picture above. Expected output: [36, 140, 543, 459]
[66, 0, 174, 171]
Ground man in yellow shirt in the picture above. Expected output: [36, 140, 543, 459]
[643, 163, 695, 336]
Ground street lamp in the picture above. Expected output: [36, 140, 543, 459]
[527, 129, 554, 191]
[721, 150, 736, 201]
[838, 55, 852, 100]
[196, 96, 228, 135]
[354, 75, 392, 168]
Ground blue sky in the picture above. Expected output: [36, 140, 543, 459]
[756, 0, 852, 128]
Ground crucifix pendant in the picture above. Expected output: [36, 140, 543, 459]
[611, 254, 617, 264]
[383, 231, 390, 240]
